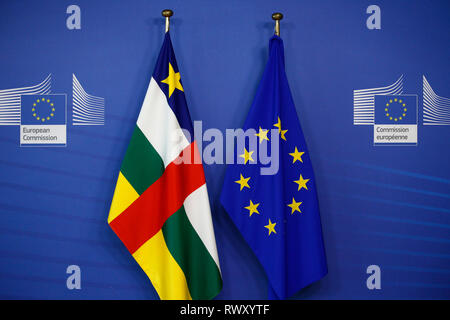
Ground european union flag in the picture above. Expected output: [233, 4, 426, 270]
[374, 94, 417, 125]
[220, 36, 327, 299]
[21, 94, 66, 125]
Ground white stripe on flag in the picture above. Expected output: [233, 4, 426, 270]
[183, 185, 221, 271]
[136, 76, 221, 271]
[137, 78, 190, 166]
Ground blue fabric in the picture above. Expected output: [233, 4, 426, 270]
[220, 36, 328, 299]
[152, 32, 194, 140]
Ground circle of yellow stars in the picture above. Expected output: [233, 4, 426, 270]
[32, 97, 55, 122]
[234, 116, 309, 237]
[385, 98, 407, 122]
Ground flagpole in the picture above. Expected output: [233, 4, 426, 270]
[272, 12, 283, 36]
[162, 9, 173, 33]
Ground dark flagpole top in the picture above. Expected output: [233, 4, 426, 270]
[272, 12, 283, 36]
[272, 12, 283, 21]
[162, 9, 173, 33]
[162, 9, 173, 18]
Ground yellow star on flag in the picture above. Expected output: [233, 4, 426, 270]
[244, 200, 260, 217]
[294, 174, 309, 191]
[274, 117, 282, 131]
[255, 127, 269, 143]
[280, 129, 287, 141]
[239, 148, 254, 164]
[273, 117, 287, 141]
[287, 197, 302, 214]
[289, 147, 305, 164]
[264, 219, 277, 236]
[235, 174, 250, 191]
[160, 62, 184, 98]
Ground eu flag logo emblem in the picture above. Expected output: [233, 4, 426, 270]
[20, 94, 67, 146]
[374, 95, 417, 125]
[373, 94, 418, 145]
[21, 94, 66, 125]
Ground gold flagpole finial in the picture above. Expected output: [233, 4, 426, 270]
[162, 9, 173, 33]
[272, 12, 283, 36]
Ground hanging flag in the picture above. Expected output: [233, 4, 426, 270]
[220, 35, 327, 299]
[108, 32, 222, 300]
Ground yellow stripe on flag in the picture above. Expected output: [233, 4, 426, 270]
[133, 230, 192, 300]
[108, 172, 139, 223]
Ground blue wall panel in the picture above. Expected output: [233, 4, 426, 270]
[0, 0, 449, 299]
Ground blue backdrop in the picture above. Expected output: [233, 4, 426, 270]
[0, 0, 449, 299]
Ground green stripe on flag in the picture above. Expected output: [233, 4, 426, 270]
[121, 126, 164, 195]
[162, 206, 223, 300]
[120, 125, 221, 299]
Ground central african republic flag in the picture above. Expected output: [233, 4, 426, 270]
[108, 32, 222, 300]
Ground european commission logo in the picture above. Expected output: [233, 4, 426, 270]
[352, 74, 450, 146]
[0, 73, 105, 147]
[373, 94, 418, 145]
[20, 94, 67, 146]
